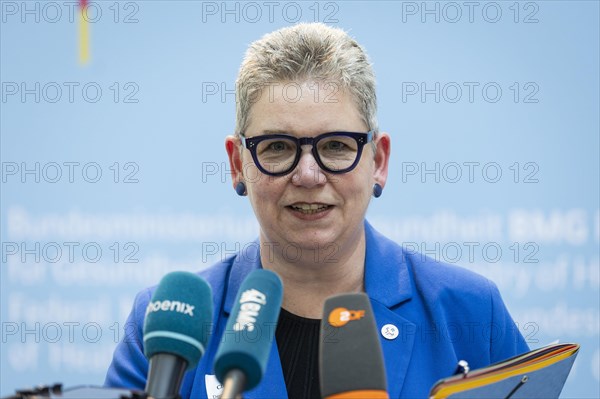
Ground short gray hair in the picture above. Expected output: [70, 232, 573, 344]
[235, 23, 378, 135]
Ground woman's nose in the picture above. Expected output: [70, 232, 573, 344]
[291, 147, 327, 187]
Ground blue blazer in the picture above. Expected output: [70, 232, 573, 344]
[105, 221, 529, 398]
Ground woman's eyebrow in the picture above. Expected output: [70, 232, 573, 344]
[259, 129, 343, 136]
[261, 129, 290, 135]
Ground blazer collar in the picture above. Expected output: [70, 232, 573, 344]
[364, 220, 414, 307]
[223, 238, 262, 314]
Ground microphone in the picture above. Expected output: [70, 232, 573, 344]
[319, 293, 389, 399]
[143, 271, 213, 399]
[213, 269, 283, 399]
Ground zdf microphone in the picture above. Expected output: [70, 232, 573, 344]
[213, 269, 283, 399]
[320, 293, 389, 399]
[143, 272, 213, 399]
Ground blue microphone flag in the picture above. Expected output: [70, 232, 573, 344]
[143, 271, 213, 370]
[214, 269, 283, 390]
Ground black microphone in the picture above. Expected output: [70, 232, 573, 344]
[213, 269, 283, 399]
[142, 272, 213, 399]
[319, 293, 389, 399]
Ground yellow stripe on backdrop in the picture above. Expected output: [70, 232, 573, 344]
[78, 4, 90, 64]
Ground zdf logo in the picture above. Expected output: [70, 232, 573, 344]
[328, 307, 365, 327]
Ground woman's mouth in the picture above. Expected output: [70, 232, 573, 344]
[288, 203, 332, 215]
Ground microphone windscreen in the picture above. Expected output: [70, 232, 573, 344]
[320, 293, 388, 399]
[143, 271, 213, 370]
[213, 269, 283, 390]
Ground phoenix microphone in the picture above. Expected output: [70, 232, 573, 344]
[319, 293, 389, 399]
[143, 271, 213, 399]
[213, 269, 283, 399]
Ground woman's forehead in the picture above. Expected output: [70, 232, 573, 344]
[245, 83, 365, 135]
[248, 80, 346, 104]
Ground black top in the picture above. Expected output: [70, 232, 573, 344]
[276, 308, 322, 399]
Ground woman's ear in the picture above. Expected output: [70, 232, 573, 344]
[225, 135, 244, 189]
[372, 132, 391, 189]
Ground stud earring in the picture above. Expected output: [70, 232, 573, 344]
[373, 183, 383, 198]
[235, 181, 247, 196]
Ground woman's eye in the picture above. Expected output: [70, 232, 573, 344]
[326, 141, 345, 151]
[269, 141, 287, 151]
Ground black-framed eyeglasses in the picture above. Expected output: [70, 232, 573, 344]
[239, 131, 374, 176]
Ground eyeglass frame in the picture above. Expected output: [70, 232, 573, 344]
[238, 130, 375, 177]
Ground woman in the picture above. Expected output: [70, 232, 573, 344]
[105, 23, 529, 398]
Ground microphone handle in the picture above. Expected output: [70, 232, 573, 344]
[220, 369, 246, 399]
[145, 353, 187, 399]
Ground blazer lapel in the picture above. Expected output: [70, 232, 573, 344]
[364, 221, 416, 397]
[372, 300, 416, 398]
[223, 240, 262, 314]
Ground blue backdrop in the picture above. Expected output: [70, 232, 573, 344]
[1, 1, 598, 397]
